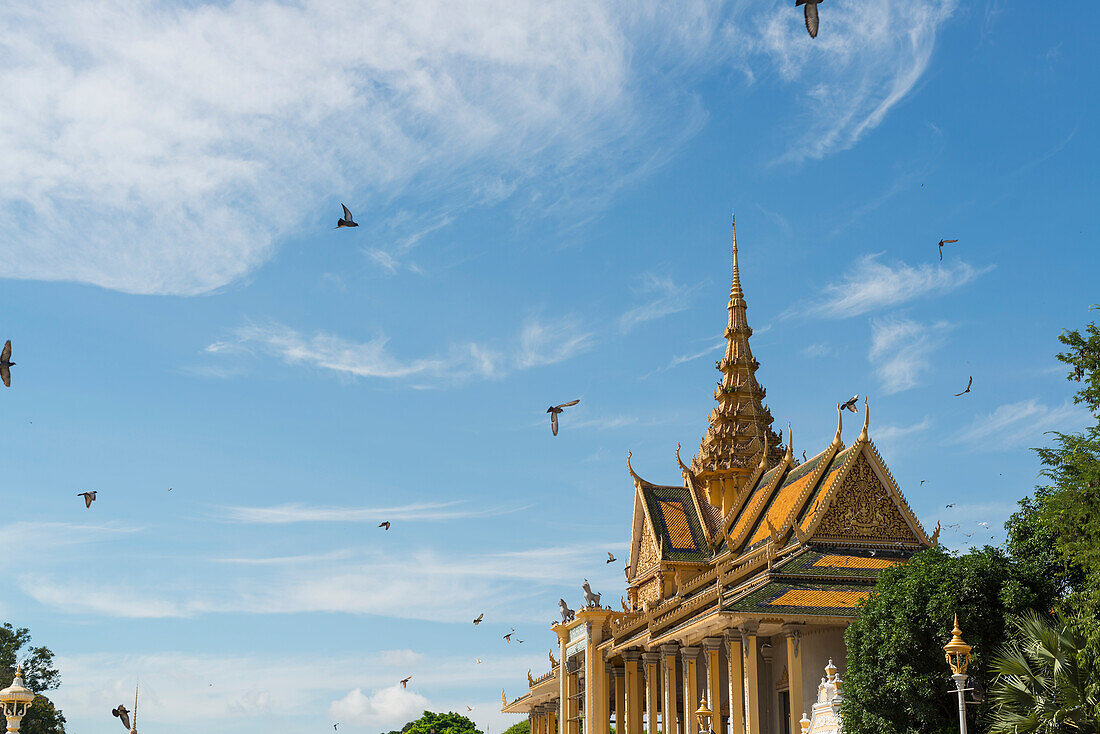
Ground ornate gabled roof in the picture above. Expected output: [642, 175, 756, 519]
[690, 217, 783, 486]
[639, 484, 709, 563]
[770, 546, 906, 581]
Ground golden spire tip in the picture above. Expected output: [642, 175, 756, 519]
[858, 396, 869, 442]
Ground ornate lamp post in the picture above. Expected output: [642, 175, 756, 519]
[695, 696, 713, 734]
[0, 666, 36, 733]
[943, 614, 973, 734]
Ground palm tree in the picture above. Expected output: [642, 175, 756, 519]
[988, 610, 1100, 733]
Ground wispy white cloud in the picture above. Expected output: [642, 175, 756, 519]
[515, 316, 596, 369]
[0, 1, 955, 295]
[619, 275, 695, 333]
[958, 399, 1092, 450]
[19, 543, 620, 622]
[868, 317, 949, 394]
[744, 0, 958, 162]
[207, 314, 593, 383]
[874, 416, 932, 444]
[795, 255, 991, 319]
[221, 501, 520, 525]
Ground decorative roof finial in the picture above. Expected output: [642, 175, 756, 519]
[758, 431, 770, 469]
[831, 403, 843, 447]
[858, 396, 869, 443]
[785, 422, 793, 460]
[730, 211, 743, 301]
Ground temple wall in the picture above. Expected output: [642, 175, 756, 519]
[797, 628, 846, 721]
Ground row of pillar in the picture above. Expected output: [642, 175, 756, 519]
[555, 624, 805, 734]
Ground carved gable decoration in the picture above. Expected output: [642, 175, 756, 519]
[637, 523, 660, 574]
[812, 454, 917, 543]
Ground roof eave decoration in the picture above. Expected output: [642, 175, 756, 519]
[728, 451, 793, 552]
[720, 431, 772, 537]
[627, 451, 655, 489]
[777, 420, 847, 540]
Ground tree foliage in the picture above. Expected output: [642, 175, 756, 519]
[988, 610, 1100, 734]
[502, 720, 530, 734]
[0, 624, 66, 734]
[1006, 316, 1100, 687]
[396, 711, 482, 734]
[841, 546, 1055, 734]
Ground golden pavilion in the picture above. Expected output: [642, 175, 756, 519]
[501, 219, 939, 734]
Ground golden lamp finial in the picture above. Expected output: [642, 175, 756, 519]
[943, 613, 972, 675]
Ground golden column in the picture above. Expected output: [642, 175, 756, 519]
[612, 664, 626, 734]
[782, 625, 804, 734]
[661, 644, 681, 734]
[681, 647, 701, 734]
[724, 632, 745, 734]
[592, 659, 610, 734]
[741, 623, 761, 734]
[556, 627, 570, 734]
[624, 651, 644, 734]
[643, 651, 662, 734]
[702, 638, 723, 734]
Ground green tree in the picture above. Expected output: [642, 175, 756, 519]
[502, 720, 530, 734]
[841, 546, 1055, 734]
[400, 711, 482, 734]
[0, 624, 66, 734]
[988, 610, 1100, 733]
[1006, 316, 1100, 688]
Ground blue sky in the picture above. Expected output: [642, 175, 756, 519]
[0, 1, 1096, 732]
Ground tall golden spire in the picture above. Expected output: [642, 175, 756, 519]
[691, 215, 783, 513]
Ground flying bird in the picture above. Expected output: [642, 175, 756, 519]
[467, 707, 473, 712]
[112, 705, 131, 730]
[606, 552, 616, 564]
[954, 376, 973, 396]
[938, 239, 958, 261]
[516, 639, 524, 644]
[336, 204, 358, 229]
[78, 491, 97, 508]
[503, 633, 514, 643]
[0, 340, 13, 388]
[378, 521, 391, 530]
[473, 613, 484, 625]
[400, 676, 412, 688]
[840, 395, 859, 412]
[796, 0, 823, 38]
[475, 658, 482, 664]
[946, 503, 955, 508]
[547, 400, 580, 436]
[920, 480, 926, 486]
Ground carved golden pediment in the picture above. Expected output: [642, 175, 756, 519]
[814, 454, 918, 542]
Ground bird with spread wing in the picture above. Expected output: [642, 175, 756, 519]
[796, 0, 823, 38]
[547, 400, 580, 436]
[0, 340, 13, 388]
[955, 376, 972, 396]
[938, 238, 958, 260]
[336, 204, 358, 229]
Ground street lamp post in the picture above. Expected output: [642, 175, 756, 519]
[943, 614, 973, 734]
[0, 666, 36, 734]
[695, 697, 713, 734]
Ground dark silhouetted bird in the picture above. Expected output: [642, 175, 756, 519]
[946, 503, 955, 508]
[78, 491, 97, 508]
[503, 633, 514, 643]
[473, 613, 483, 625]
[112, 705, 131, 730]
[467, 706, 473, 712]
[938, 239, 958, 261]
[378, 521, 391, 530]
[840, 395, 859, 412]
[954, 376, 972, 396]
[796, 0, 823, 38]
[400, 676, 412, 688]
[336, 204, 358, 228]
[0, 340, 13, 388]
[547, 399, 580, 436]
[606, 552, 616, 564]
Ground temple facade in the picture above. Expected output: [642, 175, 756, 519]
[501, 219, 938, 734]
